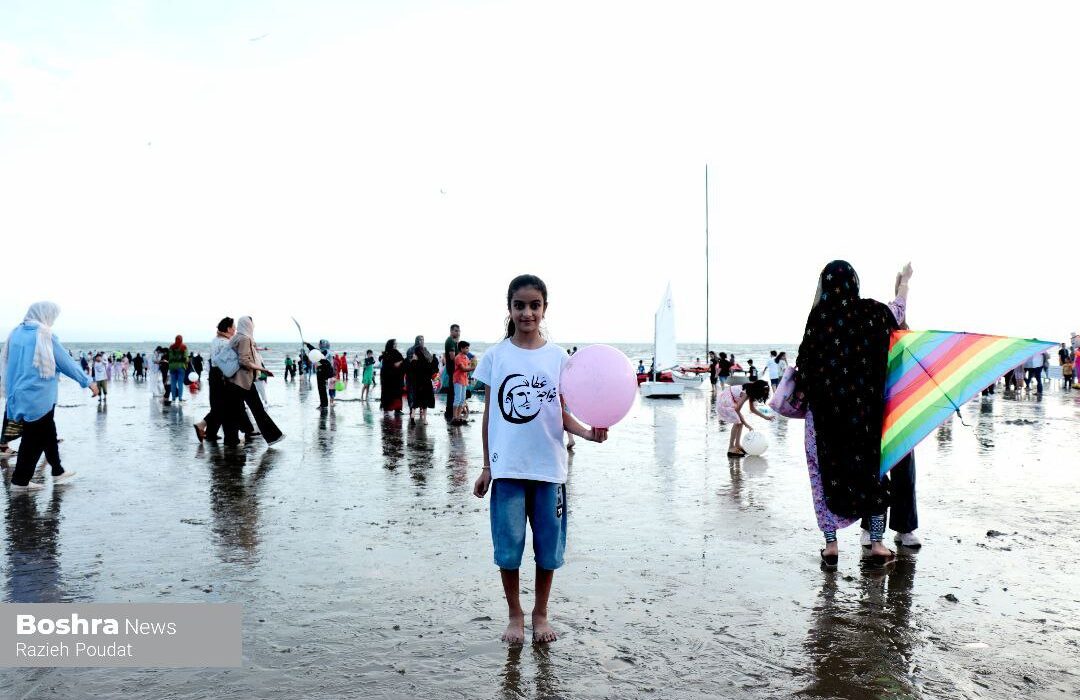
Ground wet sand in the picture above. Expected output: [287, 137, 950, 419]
[1, 376, 1078, 698]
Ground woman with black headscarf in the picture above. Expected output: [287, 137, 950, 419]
[404, 335, 438, 420]
[379, 339, 405, 415]
[797, 260, 912, 567]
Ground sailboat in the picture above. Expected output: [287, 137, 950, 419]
[640, 283, 686, 398]
[671, 164, 709, 389]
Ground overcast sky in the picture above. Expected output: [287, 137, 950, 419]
[1, 1, 1076, 345]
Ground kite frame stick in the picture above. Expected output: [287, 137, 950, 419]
[291, 316, 306, 346]
[901, 344, 969, 427]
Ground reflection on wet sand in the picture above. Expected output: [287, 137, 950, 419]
[802, 557, 919, 698]
[4, 488, 70, 602]
[317, 409, 336, 456]
[650, 403, 678, 472]
[407, 419, 434, 487]
[499, 643, 564, 700]
[976, 397, 996, 453]
[381, 415, 404, 470]
[207, 448, 278, 565]
[446, 428, 469, 488]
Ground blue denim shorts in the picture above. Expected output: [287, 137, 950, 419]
[453, 383, 467, 407]
[490, 478, 567, 570]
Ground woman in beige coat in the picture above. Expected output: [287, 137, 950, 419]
[225, 316, 284, 447]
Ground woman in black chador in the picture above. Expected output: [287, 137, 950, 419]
[797, 259, 912, 567]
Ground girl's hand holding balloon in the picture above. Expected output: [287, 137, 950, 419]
[588, 427, 609, 443]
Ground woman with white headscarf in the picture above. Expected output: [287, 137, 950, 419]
[224, 316, 284, 447]
[1, 302, 98, 492]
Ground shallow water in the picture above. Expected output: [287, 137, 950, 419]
[1, 375, 1078, 699]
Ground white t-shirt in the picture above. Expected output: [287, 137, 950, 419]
[764, 357, 780, 380]
[473, 338, 569, 484]
[93, 361, 108, 382]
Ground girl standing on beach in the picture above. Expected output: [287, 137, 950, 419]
[361, 350, 375, 401]
[472, 274, 609, 645]
[797, 260, 911, 568]
[716, 379, 772, 456]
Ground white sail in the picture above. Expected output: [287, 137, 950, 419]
[654, 283, 677, 372]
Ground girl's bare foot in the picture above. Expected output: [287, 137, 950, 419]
[532, 612, 557, 644]
[501, 612, 525, 645]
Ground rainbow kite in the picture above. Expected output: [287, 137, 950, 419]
[880, 330, 1056, 476]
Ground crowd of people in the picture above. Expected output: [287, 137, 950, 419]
[265, 327, 478, 423]
[72, 345, 206, 405]
[1, 269, 1075, 645]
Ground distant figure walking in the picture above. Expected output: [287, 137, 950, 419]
[443, 324, 461, 420]
[194, 316, 252, 442]
[225, 316, 284, 447]
[168, 336, 189, 402]
[361, 350, 376, 401]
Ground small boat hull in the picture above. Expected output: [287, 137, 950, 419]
[671, 371, 703, 389]
[640, 381, 685, 398]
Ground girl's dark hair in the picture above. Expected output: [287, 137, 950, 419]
[384, 338, 396, 353]
[745, 380, 770, 402]
[505, 274, 548, 338]
[217, 317, 234, 333]
[458, 340, 470, 352]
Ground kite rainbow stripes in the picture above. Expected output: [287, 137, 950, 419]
[880, 330, 1056, 476]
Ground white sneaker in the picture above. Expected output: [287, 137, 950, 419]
[860, 529, 871, 546]
[10, 482, 45, 493]
[894, 531, 922, 548]
[53, 471, 77, 485]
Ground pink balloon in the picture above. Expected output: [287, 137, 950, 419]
[561, 344, 637, 428]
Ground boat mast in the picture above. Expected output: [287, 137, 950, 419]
[704, 164, 710, 362]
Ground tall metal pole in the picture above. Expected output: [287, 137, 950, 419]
[705, 164, 710, 361]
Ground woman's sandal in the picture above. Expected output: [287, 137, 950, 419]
[727, 449, 746, 457]
[861, 550, 897, 569]
[820, 549, 839, 568]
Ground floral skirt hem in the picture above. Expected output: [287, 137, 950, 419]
[805, 410, 859, 533]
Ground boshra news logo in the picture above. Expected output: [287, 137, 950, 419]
[16, 613, 177, 659]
